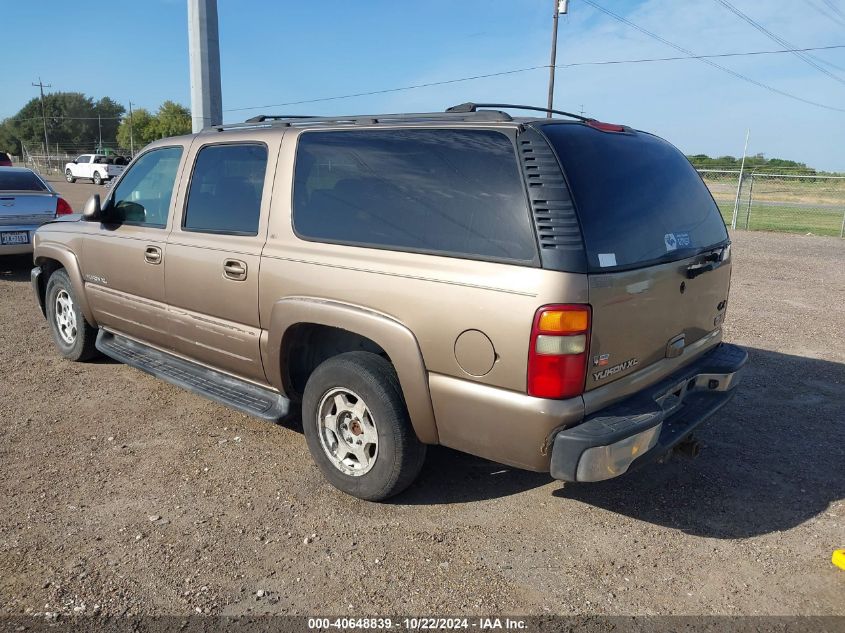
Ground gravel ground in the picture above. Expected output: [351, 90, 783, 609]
[0, 190, 843, 618]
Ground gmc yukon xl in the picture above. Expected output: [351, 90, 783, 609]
[31, 103, 747, 500]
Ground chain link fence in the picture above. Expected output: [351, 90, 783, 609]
[698, 168, 845, 238]
[15, 144, 133, 178]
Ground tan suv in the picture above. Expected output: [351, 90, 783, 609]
[30, 103, 747, 500]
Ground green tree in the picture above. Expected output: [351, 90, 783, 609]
[3, 92, 125, 155]
[93, 97, 125, 149]
[0, 120, 21, 156]
[150, 101, 191, 139]
[116, 108, 157, 149]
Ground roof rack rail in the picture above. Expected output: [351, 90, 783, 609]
[446, 102, 590, 122]
[244, 115, 316, 123]
[207, 108, 513, 132]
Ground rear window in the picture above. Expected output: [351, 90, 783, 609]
[0, 170, 48, 192]
[183, 143, 267, 235]
[541, 124, 728, 270]
[292, 129, 537, 263]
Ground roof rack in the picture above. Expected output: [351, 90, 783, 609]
[244, 115, 316, 123]
[446, 102, 590, 122]
[208, 108, 513, 132]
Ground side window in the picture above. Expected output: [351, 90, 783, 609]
[292, 129, 537, 263]
[110, 146, 183, 227]
[183, 143, 268, 235]
[76, 155, 90, 164]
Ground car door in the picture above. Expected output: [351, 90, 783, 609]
[75, 155, 91, 179]
[81, 144, 189, 349]
[165, 138, 277, 383]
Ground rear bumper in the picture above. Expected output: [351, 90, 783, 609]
[0, 225, 38, 254]
[550, 343, 748, 482]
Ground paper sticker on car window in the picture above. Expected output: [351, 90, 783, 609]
[665, 232, 691, 252]
[598, 253, 617, 267]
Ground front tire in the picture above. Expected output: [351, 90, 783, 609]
[302, 352, 426, 501]
[45, 269, 99, 361]
[65, 169, 76, 183]
[92, 171, 102, 186]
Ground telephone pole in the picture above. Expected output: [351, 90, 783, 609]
[188, 0, 223, 132]
[32, 77, 52, 162]
[128, 101, 135, 156]
[546, 0, 569, 117]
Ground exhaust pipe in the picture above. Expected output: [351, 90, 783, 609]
[674, 435, 701, 459]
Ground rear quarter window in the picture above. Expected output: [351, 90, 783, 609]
[292, 129, 538, 264]
[541, 123, 728, 270]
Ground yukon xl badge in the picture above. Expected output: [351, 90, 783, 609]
[593, 358, 639, 382]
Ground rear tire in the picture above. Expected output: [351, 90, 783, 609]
[92, 171, 102, 186]
[302, 352, 426, 501]
[65, 169, 76, 183]
[45, 269, 99, 362]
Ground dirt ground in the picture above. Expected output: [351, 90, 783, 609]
[0, 182, 843, 618]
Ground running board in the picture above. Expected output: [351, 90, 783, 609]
[96, 330, 290, 421]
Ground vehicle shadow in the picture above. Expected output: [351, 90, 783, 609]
[400, 445, 552, 504]
[552, 347, 845, 539]
[0, 254, 33, 282]
[396, 347, 844, 539]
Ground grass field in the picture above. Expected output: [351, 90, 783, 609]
[715, 202, 845, 236]
[701, 172, 845, 237]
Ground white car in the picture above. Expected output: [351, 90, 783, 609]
[64, 154, 127, 186]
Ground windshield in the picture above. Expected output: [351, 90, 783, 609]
[540, 123, 728, 270]
[0, 170, 49, 192]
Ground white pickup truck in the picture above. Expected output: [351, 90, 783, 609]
[64, 154, 127, 186]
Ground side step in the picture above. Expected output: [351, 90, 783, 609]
[96, 330, 290, 421]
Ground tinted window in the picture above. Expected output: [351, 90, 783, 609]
[0, 170, 48, 191]
[183, 144, 267, 235]
[111, 147, 183, 227]
[542, 124, 728, 269]
[76, 156, 90, 164]
[293, 129, 536, 263]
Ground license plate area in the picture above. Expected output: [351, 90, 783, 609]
[0, 231, 30, 245]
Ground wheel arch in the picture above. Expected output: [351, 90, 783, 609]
[263, 297, 438, 444]
[33, 244, 97, 326]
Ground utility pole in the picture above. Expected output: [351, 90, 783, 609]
[546, 0, 568, 117]
[97, 113, 103, 152]
[32, 77, 52, 163]
[128, 101, 135, 156]
[731, 129, 751, 230]
[188, 0, 223, 132]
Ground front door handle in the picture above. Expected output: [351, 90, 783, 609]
[144, 245, 162, 265]
[223, 259, 247, 281]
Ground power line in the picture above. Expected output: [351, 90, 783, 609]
[222, 44, 845, 114]
[802, 0, 845, 28]
[579, 0, 845, 113]
[712, 0, 845, 87]
[821, 0, 845, 20]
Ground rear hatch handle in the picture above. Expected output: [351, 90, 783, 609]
[686, 251, 724, 279]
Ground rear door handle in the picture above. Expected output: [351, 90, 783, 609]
[144, 245, 162, 265]
[223, 259, 247, 281]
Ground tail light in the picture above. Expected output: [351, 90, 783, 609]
[528, 304, 591, 399]
[56, 197, 73, 216]
[586, 119, 627, 133]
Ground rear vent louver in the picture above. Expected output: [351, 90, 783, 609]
[517, 128, 587, 272]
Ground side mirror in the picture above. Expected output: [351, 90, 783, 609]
[82, 194, 102, 221]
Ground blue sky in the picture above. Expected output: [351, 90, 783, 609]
[4, 0, 845, 170]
